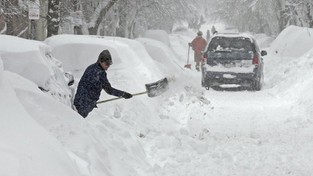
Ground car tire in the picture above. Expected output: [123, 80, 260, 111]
[252, 74, 262, 91]
[201, 77, 210, 90]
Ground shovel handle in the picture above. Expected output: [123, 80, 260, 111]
[97, 91, 147, 104]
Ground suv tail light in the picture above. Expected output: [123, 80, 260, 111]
[252, 54, 260, 65]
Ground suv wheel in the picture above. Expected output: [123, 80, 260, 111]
[201, 69, 210, 90]
[201, 79, 210, 90]
[252, 74, 263, 91]
[201, 78, 205, 87]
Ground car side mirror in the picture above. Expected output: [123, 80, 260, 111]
[65, 72, 74, 86]
[261, 50, 267, 56]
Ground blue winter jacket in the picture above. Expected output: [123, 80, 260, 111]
[74, 63, 124, 117]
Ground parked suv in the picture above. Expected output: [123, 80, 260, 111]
[201, 33, 267, 91]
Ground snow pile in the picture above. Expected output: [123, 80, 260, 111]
[0, 63, 78, 175]
[0, 35, 72, 106]
[265, 25, 313, 98]
[0, 30, 194, 176]
[265, 28, 313, 117]
[1, 34, 162, 176]
[5, 70, 152, 176]
[0, 35, 52, 88]
[136, 37, 184, 75]
[45, 34, 169, 83]
[269, 25, 313, 58]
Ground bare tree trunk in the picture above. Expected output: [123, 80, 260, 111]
[307, 3, 313, 28]
[47, 0, 60, 37]
[3, 0, 29, 37]
[3, 0, 17, 35]
[116, 0, 128, 37]
[277, 0, 287, 32]
[128, 21, 135, 39]
[88, 0, 118, 35]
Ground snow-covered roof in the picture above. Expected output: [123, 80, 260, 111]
[213, 33, 255, 40]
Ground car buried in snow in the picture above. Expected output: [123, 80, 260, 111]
[201, 33, 267, 91]
[0, 35, 75, 107]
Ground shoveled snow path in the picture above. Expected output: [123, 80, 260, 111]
[141, 73, 313, 176]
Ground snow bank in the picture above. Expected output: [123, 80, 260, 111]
[265, 26, 313, 116]
[136, 37, 183, 76]
[44, 34, 118, 71]
[44, 34, 166, 83]
[0, 70, 79, 176]
[14, 81, 152, 176]
[41, 33, 196, 176]
[269, 25, 313, 58]
[0, 35, 72, 106]
[0, 36, 157, 175]
[0, 35, 52, 88]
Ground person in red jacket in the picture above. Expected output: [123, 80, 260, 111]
[189, 31, 207, 71]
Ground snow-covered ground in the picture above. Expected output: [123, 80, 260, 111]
[1, 25, 313, 176]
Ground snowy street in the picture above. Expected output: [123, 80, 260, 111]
[142, 84, 310, 176]
[137, 52, 313, 175]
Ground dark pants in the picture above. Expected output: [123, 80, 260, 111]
[74, 100, 96, 118]
[194, 52, 202, 66]
[76, 106, 90, 118]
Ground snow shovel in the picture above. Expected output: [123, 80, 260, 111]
[96, 77, 169, 104]
[184, 45, 192, 69]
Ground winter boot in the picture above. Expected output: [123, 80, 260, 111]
[196, 65, 200, 71]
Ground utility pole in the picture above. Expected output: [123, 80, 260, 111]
[28, 0, 40, 40]
[30, 19, 36, 39]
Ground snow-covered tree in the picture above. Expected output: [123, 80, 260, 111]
[1, 0, 311, 39]
[0, 0, 28, 37]
[210, 0, 312, 36]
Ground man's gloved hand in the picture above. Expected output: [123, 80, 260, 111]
[122, 92, 133, 99]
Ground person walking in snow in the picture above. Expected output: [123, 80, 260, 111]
[206, 29, 211, 42]
[189, 31, 207, 71]
[74, 49, 133, 118]
[211, 25, 218, 35]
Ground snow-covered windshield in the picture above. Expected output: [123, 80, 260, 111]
[208, 37, 254, 52]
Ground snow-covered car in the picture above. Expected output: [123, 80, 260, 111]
[201, 33, 267, 90]
[0, 35, 74, 106]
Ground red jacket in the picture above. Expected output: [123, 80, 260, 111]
[191, 36, 207, 55]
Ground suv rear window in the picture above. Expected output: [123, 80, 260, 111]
[208, 37, 254, 52]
